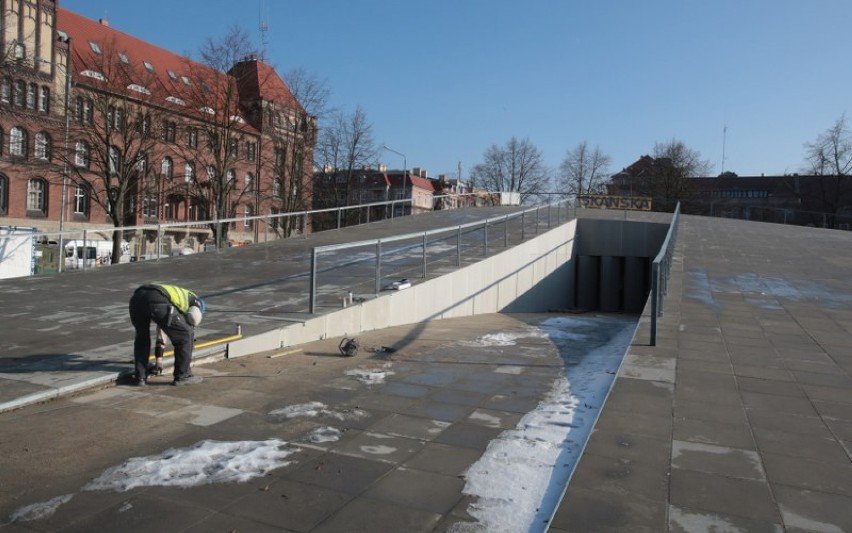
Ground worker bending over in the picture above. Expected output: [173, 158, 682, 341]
[128, 283, 205, 386]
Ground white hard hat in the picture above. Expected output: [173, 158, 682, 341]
[186, 305, 203, 326]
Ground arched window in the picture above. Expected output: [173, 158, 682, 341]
[75, 141, 90, 167]
[74, 184, 89, 216]
[0, 174, 8, 214]
[35, 132, 51, 160]
[10, 126, 27, 157]
[27, 178, 47, 213]
[161, 157, 173, 179]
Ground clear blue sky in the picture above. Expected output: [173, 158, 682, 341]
[62, 0, 851, 181]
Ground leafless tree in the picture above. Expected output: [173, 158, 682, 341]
[60, 38, 165, 263]
[801, 115, 852, 226]
[558, 141, 611, 198]
[633, 138, 711, 211]
[177, 25, 259, 247]
[470, 137, 550, 204]
[314, 106, 377, 203]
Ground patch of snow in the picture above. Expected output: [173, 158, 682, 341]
[84, 439, 296, 492]
[8, 494, 74, 523]
[345, 368, 395, 385]
[308, 426, 342, 443]
[451, 315, 635, 533]
[269, 401, 368, 421]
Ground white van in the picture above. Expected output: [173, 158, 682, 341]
[64, 240, 131, 269]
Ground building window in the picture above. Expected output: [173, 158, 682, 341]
[118, 51, 129, 64]
[229, 138, 239, 158]
[161, 157, 173, 179]
[246, 141, 256, 161]
[10, 126, 27, 157]
[272, 176, 281, 197]
[14, 80, 25, 107]
[109, 145, 121, 175]
[27, 178, 47, 213]
[35, 132, 51, 160]
[13, 42, 25, 60]
[74, 184, 89, 215]
[162, 121, 176, 143]
[184, 162, 195, 183]
[274, 147, 285, 169]
[186, 127, 198, 148]
[137, 113, 151, 137]
[0, 174, 7, 214]
[75, 141, 90, 167]
[1, 78, 10, 103]
[206, 165, 215, 181]
[245, 172, 253, 192]
[143, 61, 154, 72]
[26, 83, 36, 108]
[136, 152, 147, 173]
[89, 41, 102, 54]
[39, 86, 50, 113]
[226, 169, 235, 185]
[77, 97, 94, 124]
[243, 204, 253, 228]
[142, 189, 158, 218]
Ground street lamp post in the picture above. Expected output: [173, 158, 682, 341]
[381, 144, 406, 216]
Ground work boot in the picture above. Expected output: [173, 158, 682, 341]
[132, 377, 147, 387]
[172, 375, 203, 386]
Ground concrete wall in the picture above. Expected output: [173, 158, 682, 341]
[228, 219, 578, 357]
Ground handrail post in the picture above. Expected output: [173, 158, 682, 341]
[422, 233, 427, 278]
[375, 240, 382, 295]
[483, 220, 489, 256]
[650, 262, 659, 346]
[337, 208, 342, 230]
[82, 229, 88, 271]
[156, 224, 162, 261]
[521, 211, 526, 240]
[457, 226, 462, 266]
[309, 248, 317, 313]
[504, 215, 509, 247]
[535, 208, 540, 235]
[548, 204, 552, 228]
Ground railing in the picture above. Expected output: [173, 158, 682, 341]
[649, 202, 681, 346]
[308, 199, 573, 313]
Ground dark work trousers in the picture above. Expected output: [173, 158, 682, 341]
[128, 286, 194, 381]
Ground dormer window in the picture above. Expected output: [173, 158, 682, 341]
[199, 106, 215, 115]
[143, 61, 154, 72]
[165, 96, 185, 106]
[89, 41, 101, 54]
[80, 69, 107, 81]
[127, 83, 151, 95]
[118, 52, 129, 64]
[167, 70, 178, 81]
[181, 76, 191, 86]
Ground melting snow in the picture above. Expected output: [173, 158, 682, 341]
[345, 368, 395, 385]
[269, 401, 368, 421]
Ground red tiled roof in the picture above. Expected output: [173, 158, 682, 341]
[57, 8, 300, 122]
[409, 176, 435, 192]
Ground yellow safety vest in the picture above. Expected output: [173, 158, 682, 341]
[152, 283, 197, 313]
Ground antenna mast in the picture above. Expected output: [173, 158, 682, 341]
[259, 0, 269, 61]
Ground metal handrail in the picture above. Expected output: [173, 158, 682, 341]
[309, 199, 573, 313]
[650, 203, 681, 346]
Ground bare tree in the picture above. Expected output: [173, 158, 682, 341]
[282, 67, 331, 122]
[558, 141, 611, 198]
[315, 106, 377, 203]
[633, 138, 711, 211]
[61, 38, 165, 263]
[177, 25, 258, 247]
[470, 137, 550, 204]
[801, 115, 852, 226]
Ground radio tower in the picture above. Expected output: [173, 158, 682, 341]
[259, 0, 269, 62]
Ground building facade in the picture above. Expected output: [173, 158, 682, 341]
[1, 0, 315, 258]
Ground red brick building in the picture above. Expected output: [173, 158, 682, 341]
[1, 0, 315, 256]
